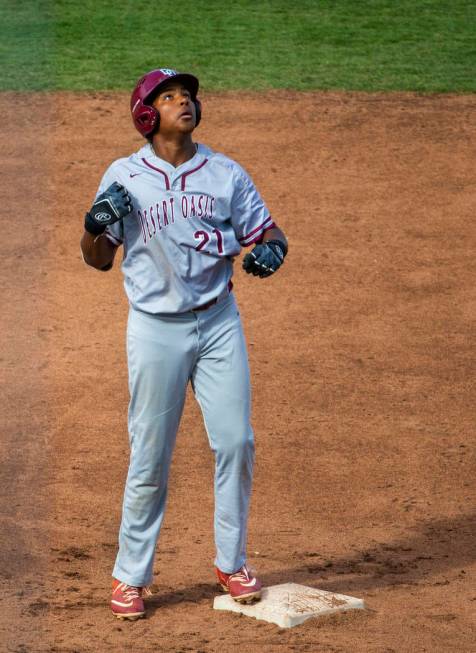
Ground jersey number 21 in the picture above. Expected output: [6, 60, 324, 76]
[194, 229, 224, 254]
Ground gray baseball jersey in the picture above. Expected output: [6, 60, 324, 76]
[96, 143, 275, 313]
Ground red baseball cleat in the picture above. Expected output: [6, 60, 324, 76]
[111, 579, 149, 620]
[215, 564, 262, 603]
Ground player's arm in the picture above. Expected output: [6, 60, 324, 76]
[80, 181, 132, 271]
[243, 225, 288, 278]
[81, 231, 118, 271]
[262, 226, 288, 250]
[230, 166, 288, 278]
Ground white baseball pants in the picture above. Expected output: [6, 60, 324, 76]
[112, 294, 254, 587]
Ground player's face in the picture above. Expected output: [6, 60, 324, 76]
[153, 83, 197, 135]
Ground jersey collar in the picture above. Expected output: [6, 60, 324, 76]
[141, 142, 207, 175]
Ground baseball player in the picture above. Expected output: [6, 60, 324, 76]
[80, 68, 288, 620]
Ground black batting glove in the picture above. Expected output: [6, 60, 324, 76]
[242, 239, 287, 278]
[84, 181, 133, 236]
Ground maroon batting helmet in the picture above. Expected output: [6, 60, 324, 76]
[131, 68, 201, 138]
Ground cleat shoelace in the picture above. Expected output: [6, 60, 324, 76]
[229, 567, 252, 583]
[114, 583, 152, 601]
[122, 585, 141, 601]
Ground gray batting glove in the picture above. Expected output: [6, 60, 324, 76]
[84, 182, 133, 236]
[242, 240, 287, 278]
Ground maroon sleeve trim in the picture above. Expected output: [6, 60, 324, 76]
[238, 217, 275, 245]
[243, 224, 277, 246]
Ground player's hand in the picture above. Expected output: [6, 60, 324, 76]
[242, 240, 287, 278]
[84, 182, 133, 236]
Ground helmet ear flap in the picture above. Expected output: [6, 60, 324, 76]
[194, 98, 202, 127]
[134, 104, 160, 137]
[147, 106, 160, 136]
[151, 106, 160, 132]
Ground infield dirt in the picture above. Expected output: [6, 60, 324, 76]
[1, 91, 475, 652]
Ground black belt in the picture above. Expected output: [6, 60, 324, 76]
[192, 297, 218, 312]
[191, 281, 233, 312]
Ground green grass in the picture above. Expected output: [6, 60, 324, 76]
[1, 0, 475, 91]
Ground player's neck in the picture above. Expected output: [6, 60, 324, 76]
[151, 135, 196, 168]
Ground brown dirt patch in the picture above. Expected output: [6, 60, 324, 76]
[1, 90, 475, 652]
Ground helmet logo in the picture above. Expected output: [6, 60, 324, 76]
[159, 68, 177, 77]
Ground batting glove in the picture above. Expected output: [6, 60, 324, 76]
[242, 240, 287, 278]
[84, 181, 133, 236]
